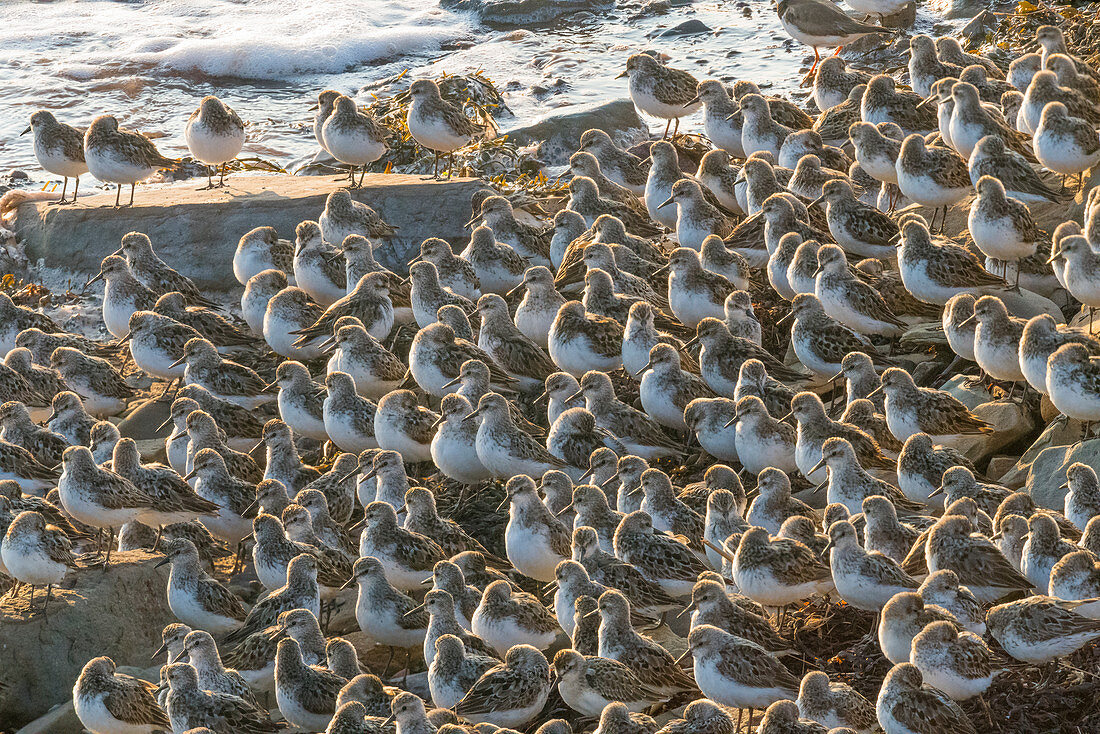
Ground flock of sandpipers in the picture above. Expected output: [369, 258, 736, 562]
[6, 3, 1100, 734]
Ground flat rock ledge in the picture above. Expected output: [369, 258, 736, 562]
[13, 173, 484, 291]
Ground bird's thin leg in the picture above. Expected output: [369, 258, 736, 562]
[357, 165, 367, 189]
[55, 177, 68, 205]
[663, 118, 672, 139]
[114, 185, 122, 208]
[802, 47, 822, 85]
[128, 184, 136, 207]
[103, 527, 115, 568]
[219, 163, 228, 188]
[42, 584, 52, 617]
[71, 177, 79, 204]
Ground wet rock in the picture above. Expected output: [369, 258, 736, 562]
[8, 170, 29, 182]
[936, 0, 987, 19]
[0, 550, 174, 728]
[658, 19, 712, 36]
[14, 174, 485, 291]
[1025, 437, 1100, 509]
[439, 0, 613, 27]
[998, 288, 1063, 322]
[503, 99, 649, 166]
[986, 455, 1016, 481]
[954, 399, 1036, 463]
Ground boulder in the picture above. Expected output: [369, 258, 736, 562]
[1025, 438, 1100, 510]
[0, 549, 175, 728]
[439, 0, 613, 26]
[954, 399, 1037, 463]
[14, 174, 485, 291]
[503, 99, 650, 166]
[942, 374, 991, 410]
[999, 417, 1084, 489]
[657, 19, 712, 36]
[115, 397, 173, 462]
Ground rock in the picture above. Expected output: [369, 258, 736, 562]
[13, 701, 82, 734]
[658, 19, 711, 36]
[439, 0, 612, 27]
[116, 397, 171, 442]
[882, 1, 916, 27]
[899, 321, 949, 349]
[0, 550, 175, 728]
[986, 455, 1016, 481]
[935, 0, 986, 19]
[943, 374, 991, 410]
[14, 174, 485, 291]
[9, 170, 29, 182]
[998, 287, 1063, 322]
[1025, 438, 1100, 509]
[999, 417, 1083, 489]
[953, 399, 1036, 463]
[503, 99, 649, 166]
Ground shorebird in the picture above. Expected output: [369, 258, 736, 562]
[73, 657, 171, 734]
[619, 53, 701, 138]
[83, 115, 177, 207]
[321, 190, 397, 252]
[1033, 101, 1100, 188]
[453, 644, 551, 729]
[346, 556, 427, 676]
[185, 96, 245, 189]
[596, 589, 697, 695]
[233, 226, 294, 287]
[986, 595, 1100, 663]
[322, 95, 389, 187]
[876, 663, 977, 734]
[897, 219, 1005, 305]
[577, 129, 649, 195]
[23, 110, 88, 204]
[407, 78, 491, 178]
[775, 0, 887, 82]
[895, 134, 972, 232]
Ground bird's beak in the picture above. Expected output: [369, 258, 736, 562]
[565, 390, 583, 404]
[682, 335, 699, 350]
[958, 315, 976, 328]
[408, 254, 422, 266]
[600, 475, 618, 490]
[157, 416, 174, 432]
[821, 539, 833, 557]
[809, 195, 825, 208]
[808, 458, 826, 476]
[441, 375, 462, 389]
[556, 503, 574, 517]
[867, 386, 884, 398]
[582, 608, 600, 618]
[464, 215, 480, 228]
[652, 263, 669, 276]
[325, 249, 344, 265]
[340, 576, 356, 590]
[496, 494, 511, 512]
[634, 360, 652, 376]
[182, 469, 197, 482]
[506, 282, 526, 298]
[20, 126, 30, 136]
[616, 70, 628, 79]
[85, 271, 105, 287]
[154, 557, 170, 569]
[828, 370, 842, 383]
[533, 390, 548, 405]
[657, 197, 675, 209]
[167, 355, 187, 369]
[462, 408, 481, 421]
[776, 311, 794, 325]
[723, 414, 740, 428]
[928, 485, 944, 498]
[382, 714, 396, 728]
[673, 648, 693, 665]
[152, 642, 168, 659]
[431, 416, 445, 429]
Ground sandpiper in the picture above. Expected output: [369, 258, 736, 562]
[428, 633, 499, 710]
[895, 135, 973, 231]
[687, 623, 801, 719]
[687, 578, 787, 652]
[454, 644, 550, 729]
[185, 447, 258, 547]
[569, 175, 660, 237]
[470, 196, 553, 267]
[1, 509, 75, 612]
[878, 367, 991, 446]
[87, 254, 156, 339]
[596, 589, 696, 694]
[738, 93, 793, 160]
[359, 500, 442, 591]
[950, 82, 1034, 160]
[243, 269, 290, 337]
[1019, 513, 1077, 593]
[346, 555, 428, 675]
[0, 401, 68, 468]
[407, 78, 490, 178]
[322, 96, 389, 187]
[233, 226, 294, 287]
[1033, 100, 1100, 186]
[471, 578, 560, 656]
[83, 115, 177, 207]
[267, 361, 325, 443]
[692, 80, 746, 158]
[573, 526, 679, 616]
[863, 75, 938, 136]
[548, 301, 624, 377]
[789, 293, 894, 380]
[926, 515, 1032, 602]
[553, 648, 662, 716]
[577, 129, 649, 194]
[49, 347, 133, 417]
[293, 220, 347, 307]
[619, 53, 700, 137]
[969, 295, 1026, 389]
[274, 636, 344, 730]
[986, 594, 1100, 663]
[876, 663, 977, 734]
[795, 671, 876, 733]
[185, 96, 245, 189]
[73, 656, 171, 734]
[500, 474, 570, 581]
[692, 318, 805, 397]
[322, 371, 378, 453]
[157, 538, 248, 634]
[878, 591, 962, 664]
[614, 510, 708, 597]
[638, 342, 716, 430]
[574, 370, 680, 459]
[23, 109, 88, 205]
[1042, 343, 1100, 427]
[116, 231, 218, 309]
